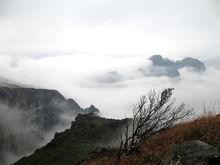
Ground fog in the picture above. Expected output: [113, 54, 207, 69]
[0, 55, 219, 165]
[0, 0, 219, 164]
[0, 99, 78, 165]
[0, 0, 219, 118]
[0, 54, 219, 119]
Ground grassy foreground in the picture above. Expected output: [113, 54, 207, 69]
[83, 114, 220, 165]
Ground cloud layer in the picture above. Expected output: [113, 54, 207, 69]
[0, 1, 219, 164]
[0, 54, 219, 119]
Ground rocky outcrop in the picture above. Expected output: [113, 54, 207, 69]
[148, 55, 206, 77]
[169, 140, 220, 165]
[84, 105, 100, 114]
[14, 114, 128, 165]
[0, 87, 99, 165]
[149, 55, 175, 67]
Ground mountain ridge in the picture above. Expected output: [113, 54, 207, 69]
[148, 55, 206, 77]
[14, 113, 129, 165]
[0, 86, 99, 165]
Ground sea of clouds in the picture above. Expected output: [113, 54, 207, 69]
[0, 54, 219, 119]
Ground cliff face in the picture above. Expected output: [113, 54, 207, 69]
[0, 87, 98, 165]
[0, 87, 83, 130]
[14, 114, 128, 165]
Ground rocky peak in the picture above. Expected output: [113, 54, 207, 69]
[176, 57, 206, 72]
[149, 55, 175, 67]
[84, 104, 100, 114]
[149, 55, 164, 65]
[148, 55, 206, 77]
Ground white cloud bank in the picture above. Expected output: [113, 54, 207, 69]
[0, 0, 219, 118]
[0, 0, 219, 163]
[0, 54, 219, 119]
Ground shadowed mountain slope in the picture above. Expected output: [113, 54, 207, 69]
[0, 87, 98, 165]
[14, 114, 128, 165]
[0, 87, 83, 130]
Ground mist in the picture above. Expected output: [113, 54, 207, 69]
[0, 0, 219, 118]
[0, 99, 78, 165]
[0, 54, 219, 119]
[0, 0, 219, 164]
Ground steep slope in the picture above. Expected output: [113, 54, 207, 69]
[83, 115, 220, 165]
[0, 87, 96, 165]
[0, 87, 83, 130]
[14, 114, 128, 165]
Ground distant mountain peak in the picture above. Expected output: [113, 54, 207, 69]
[149, 55, 163, 63]
[176, 57, 206, 72]
[149, 55, 175, 67]
[148, 55, 206, 77]
[84, 104, 100, 115]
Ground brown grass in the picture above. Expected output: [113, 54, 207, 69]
[83, 114, 220, 165]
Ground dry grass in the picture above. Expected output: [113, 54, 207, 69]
[83, 114, 220, 165]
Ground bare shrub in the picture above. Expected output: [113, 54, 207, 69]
[117, 88, 193, 163]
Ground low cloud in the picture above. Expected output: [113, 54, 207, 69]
[0, 103, 42, 164]
[0, 54, 219, 119]
[0, 100, 78, 165]
[0, 54, 219, 164]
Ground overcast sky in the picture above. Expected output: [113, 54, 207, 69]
[0, 0, 220, 118]
[0, 2, 220, 164]
[0, 0, 219, 59]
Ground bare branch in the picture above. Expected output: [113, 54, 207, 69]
[117, 88, 192, 162]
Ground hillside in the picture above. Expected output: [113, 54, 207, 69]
[14, 114, 129, 165]
[0, 87, 96, 165]
[83, 115, 220, 165]
[0, 87, 84, 130]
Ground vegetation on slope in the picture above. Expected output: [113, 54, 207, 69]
[83, 114, 220, 165]
[13, 89, 220, 165]
[14, 113, 129, 165]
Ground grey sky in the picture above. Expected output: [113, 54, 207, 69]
[0, 0, 220, 118]
[0, 0, 219, 59]
[0, 2, 219, 164]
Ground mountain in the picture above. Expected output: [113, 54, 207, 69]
[0, 87, 83, 130]
[0, 87, 98, 165]
[148, 55, 206, 77]
[14, 113, 128, 165]
[96, 55, 207, 85]
[13, 112, 220, 165]
[84, 105, 100, 114]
